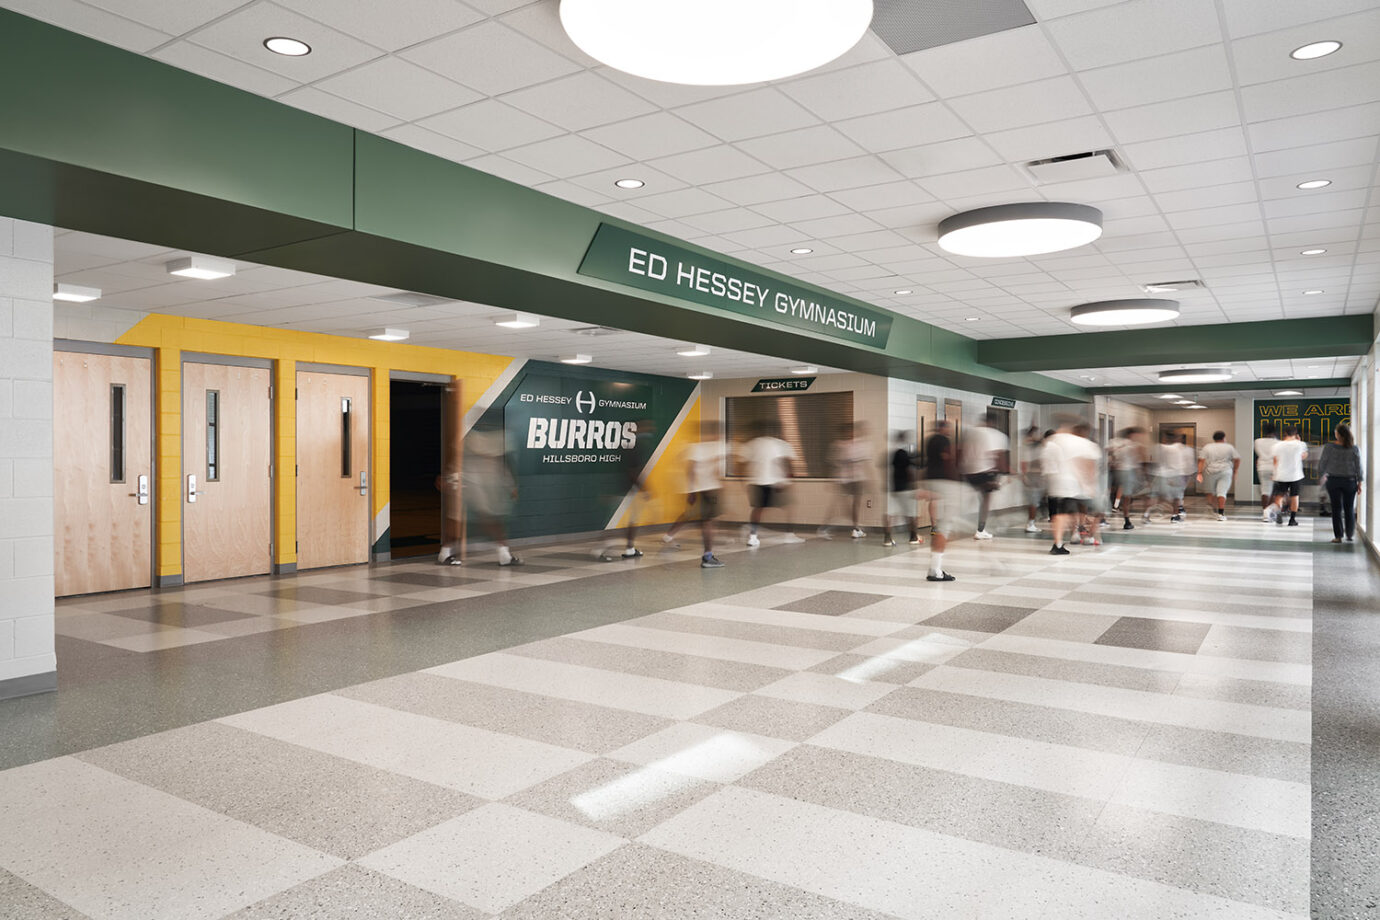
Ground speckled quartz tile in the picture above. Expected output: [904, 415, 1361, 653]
[504, 635, 793, 692]
[692, 693, 852, 742]
[0, 868, 91, 920]
[224, 865, 482, 920]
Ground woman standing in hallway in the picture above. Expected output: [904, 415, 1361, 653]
[1318, 423, 1363, 543]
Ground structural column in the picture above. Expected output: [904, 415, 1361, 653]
[0, 217, 55, 698]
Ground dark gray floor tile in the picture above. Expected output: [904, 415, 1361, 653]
[1093, 616, 1212, 654]
[77, 722, 480, 859]
[0, 868, 91, 920]
[371, 572, 490, 588]
[808, 653, 934, 684]
[260, 586, 384, 605]
[693, 694, 850, 742]
[945, 647, 1182, 693]
[105, 602, 253, 628]
[508, 636, 792, 692]
[1135, 724, 1311, 785]
[773, 589, 891, 616]
[500, 843, 900, 920]
[337, 672, 669, 754]
[1174, 672, 1313, 711]
[1070, 590, 1307, 619]
[921, 602, 1038, 633]
[224, 865, 482, 920]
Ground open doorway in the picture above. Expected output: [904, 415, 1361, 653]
[1160, 422, 1197, 496]
[389, 378, 446, 558]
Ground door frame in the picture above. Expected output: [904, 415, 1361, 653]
[181, 353, 276, 580]
[388, 370, 451, 564]
[52, 339, 158, 590]
[296, 361, 373, 568]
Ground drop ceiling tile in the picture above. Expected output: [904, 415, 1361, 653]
[649, 146, 772, 186]
[502, 71, 658, 132]
[288, 0, 485, 52]
[1252, 137, 1380, 178]
[750, 196, 851, 224]
[983, 116, 1114, 163]
[829, 229, 913, 254]
[781, 60, 933, 121]
[1165, 204, 1264, 230]
[832, 103, 972, 154]
[1240, 61, 1380, 123]
[401, 21, 581, 96]
[1041, 173, 1148, 203]
[634, 187, 734, 219]
[880, 137, 1004, 179]
[597, 67, 744, 110]
[418, 99, 563, 151]
[79, 0, 241, 35]
[379, 124, 485, 163]
[785, 156, 905, 194]
[1230, 8, 1380, 85]
[187, 1, 383, 82]
[901, 24, 1069, 97]
[581, 112, 718, 162]
[564, 164, 686, 199]
[682, 209, 778, 235]
[675, 89, 822, 142]
[789, 213, 884, 239]
[831, 181, 935, 212]
[1262, 190, 1372, 220]
[596, 201, 662, 226]
[1173, 221, 1268, 244]
[1140, 157, 1255, 194]
[1102, 91, 1242, 144]
[1078, 45, 1233, 112]
[1154, 181, 1259, 212]
[948, 76, 1094, 133]
[463, 153, 555, 186]
[531, 180, 613, 209]
[736, 126, 867, 171]
[277, 86, 400, 132]
[723, 224, 813, 249]
[703, 172, 817, 206]
[505, 134, 629, 176]
[498, 0, 601, 67]
[916, 164, 1031, 199]
[1119, 127, 1249, 171]
[315, 57, 480, 121]
[1044, 0, 1223, 70]
[1268, 209, 1366, 235]
[152, 41, 297, 97]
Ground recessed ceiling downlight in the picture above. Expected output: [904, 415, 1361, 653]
[264, 36, 311, 56]
[937, 202, 1102, 258]
[1290, 40, 1341, 60]
[1301, 248, 1327, 255]
[614, 178, 645, 190]
[1296, 179, 1332, 190]
[1274, 390, 1303, 397]
[1070, 298, 1179, 327]
[790, 247, 814, 255]
[560, 0, 873, 86]
[1159, 368, 1234, 384]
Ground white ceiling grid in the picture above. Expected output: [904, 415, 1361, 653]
[10, 0, 1379, 365]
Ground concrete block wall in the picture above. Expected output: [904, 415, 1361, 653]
[0, 218, 56, 696]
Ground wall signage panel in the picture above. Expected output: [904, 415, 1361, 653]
[990, 396, 1017, 408]
[505, 374, 653, 475]
[577, 223, 894, 348]
[1252, 397, 1350, 484]
[751, 377, 815, 393]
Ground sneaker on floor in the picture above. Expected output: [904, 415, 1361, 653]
[926, 572, 956, 582]
[661, 534, 680, 548]
[1332, 537, 1343, 543]
[700, 554, 725, 568]
[1170, 514, 1183, 523]
[816, 526, 833, 540]
[974, 530, 994, 540]
[1089, 537, 1102, 546]
[1024, 521, 1038, 533]
[438, 555, 463, 566]
[780, 533, 806, 544]
[909, 535, 922, 545]
[1050, 545, 1070, 555]
[1069, 535, 1082, 545]
[882, 539, 896, 547]
[499, 554, 523, 566]
[851, 527, 866, 539]
[746, 533, 760, 548]
[1217, 513, 1227, 521]
[1122, 519, 1134, 530]
[622, 547, 644, 558]
[1287, 518, 1298, 527]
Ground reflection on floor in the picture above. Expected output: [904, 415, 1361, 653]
[3, 513, 1326, 918]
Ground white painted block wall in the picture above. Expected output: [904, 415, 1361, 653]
[0, 218, 55, 688]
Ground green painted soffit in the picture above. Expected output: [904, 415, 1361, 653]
[978, 316, 1373, 372]
[1088, 377, 1351, 396]
[0, 9, 1087, 402]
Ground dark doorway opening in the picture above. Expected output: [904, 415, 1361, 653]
[389, 380, 445, 558]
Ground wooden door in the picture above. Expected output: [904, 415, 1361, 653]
[183, 362, 272, 582]
[944, 400, 963, 445]
[915, 399, 938, 528]
[53, 352, 152, 596]
[297, 371, 370, 569]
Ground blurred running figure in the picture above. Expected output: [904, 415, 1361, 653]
[1196, 431, 1240, 521]
[1147, 431, 1191, 523]
[1254, 422, 1279, 511]
[883, 430, 921, 547]
[961, 410, 1009, 540]
[1107, 427, 1146, 530]
[740, 420, 798, 548]
[921, 420, 959, 581]
[459, 421, 522, 566]
[820, 421, 870, 539]
[1021, 426, 1045, 533]
[664, 421, 726, 567]
[1044, 417, 1100, 554]
[1268, 426, 1308, 526]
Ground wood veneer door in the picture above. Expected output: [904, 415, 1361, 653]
[53, 352, 152, 596]
[915, 399, 937, 528]
[183, 363, 272, 583]
[296, 371, 370, 569]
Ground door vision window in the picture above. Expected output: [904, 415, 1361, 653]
[206, 390, 220, 481]
[341, 396, 353, 477]
[110, 383, 126, 483]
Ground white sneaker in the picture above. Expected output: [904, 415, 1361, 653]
[780, 533, 806, 544]
[816, 526, 833, 540]
[974, 530, 994, 540]
[1024, 521, 1038, 533]
[747, 533, 760, 548]
[850, 528, 865, 539]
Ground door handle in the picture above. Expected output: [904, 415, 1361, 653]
[187, 473, 204, 503]
[356, 471, 369, 496]
[129, 474, 150, 505]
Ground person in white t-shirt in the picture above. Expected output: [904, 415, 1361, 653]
[738, 420, 799, 548]
[1196, 431, 1240, 521]
[820, 422, 872, 540]
[663, 421, 726, 568]
[1043, 418, 1101, 554]
[1254, 422, 1279, 511]
[1268, 426, 1309, 526]
[960, 410, 1010, 540]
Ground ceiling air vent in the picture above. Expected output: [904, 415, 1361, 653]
[872, 0, 1035, 55]
[368, 291, 454, 307]
[570, 325, 624, 337]
[1140, 280, 1205, 294]
[1023, 150, 1123, 185]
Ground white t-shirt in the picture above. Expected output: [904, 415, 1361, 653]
[684, 440, 724, 494]
[1157, 442, 1195, 476]
[1198, 442, 1239, 475]
[1043, 432, 1100, 498]
[1272, 439, 1308, 483]
[740, 436, 796, 486]
[960, 425, 1008, 475]
[1253, 437, 1278, 475]
[830, 438, 871, 483]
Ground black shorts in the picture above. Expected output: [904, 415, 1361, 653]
[689, 489, 721, 519]
[750, 484, 782, 509]
[965, 471, 1001, 493]
[1053, 497, 1086, 515]
[1272, 479, 1302, 498]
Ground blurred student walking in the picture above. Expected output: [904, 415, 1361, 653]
[921, 420, 959, 581]
[664, 421, 726, 567]
[1267, 426, 1308, 526]
[1254, 422, 1279, 511]
[1196, 431, 1240, 521]
[883, 430, 920, 547]
[961, 410, 1009, 540]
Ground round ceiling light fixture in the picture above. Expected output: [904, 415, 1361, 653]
[614, 178, 645, 189]
[1274, 390, 1303, 397]
[937, 202, 1103, 258]
[1296, 179, 1331, 190]
[790, 247, 814, 255]
[264, 36, 311, 56]
[894, 289, 913, 295]
[1069, 298, 1179, 327]
[559, 0, 873, 86]
[1301, 248, 1327, 255]
[1159, 367, 1234, 384]
[1304, 289, 1324, 295]
[1290, 40, 1341, 61]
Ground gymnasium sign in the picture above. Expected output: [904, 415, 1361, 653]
[578, 223, 893, 348]
[505, 374, 653, 474]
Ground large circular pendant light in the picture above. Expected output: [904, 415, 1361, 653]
[1158, 368, 1234, 384]
[938, 202, 1103, 258]
[560, 0, 874, 86]
[1070, 299, 1179, 326]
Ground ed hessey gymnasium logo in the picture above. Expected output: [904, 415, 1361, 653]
[575, 390, 597, 414]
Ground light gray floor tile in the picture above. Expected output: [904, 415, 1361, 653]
[503, 758, 722, 840]
[836, 594, 966, 623]
[53, 612, 166, 642]
[570, 622, 839, 670]
[224, 864, 483, 920]
[693, 693, 851, 742]
[713, 584, 821, 609]
[631, 611, 872, 651]
[1199, 624, 1314, 664]
[506, 636, 792, 692]
[1134, 724, 1312, 785]
[608, 722, 796, 783]
[808, 652, 935, 684]
[499, 843, 902, 920]
[1173, 671, 1313, 711]
[337, 672, 669, 755]
[0, 868, 91, 920]
[100, 627, 230, 652]
[946, 647, 1184, 693]
[1000, 608, 1116, 643]
[78, 722, 481, 859]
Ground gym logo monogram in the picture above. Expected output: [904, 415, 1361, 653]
[575, 390, 597, 415]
